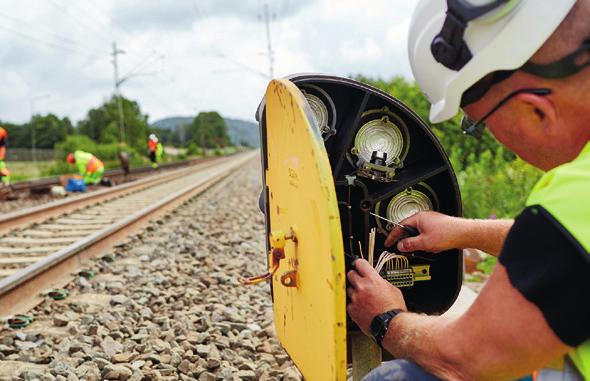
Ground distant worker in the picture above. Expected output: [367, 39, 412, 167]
[148, 133, 163, 169]
[66, 150, 104, 185]
[0, 127, 10, 186]
[118, 142, 130, 177]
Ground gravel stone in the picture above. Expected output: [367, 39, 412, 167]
[0, 160, 302, 381]
[102, 364, 132, 380]
[236, 369, 256, 380]
[199, 372, 216, 381]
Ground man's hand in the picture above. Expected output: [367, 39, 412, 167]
[384, 211, 465, 253]
[347, 259, 407, 335]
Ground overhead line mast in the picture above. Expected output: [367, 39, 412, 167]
[263, 2, 275, 79]
[112, 41, 126, 144]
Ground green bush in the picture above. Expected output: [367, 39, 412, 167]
[42, 161, 72, 176]
[186, 143, 204, 157]
[477, 256, 498, 275]
[451, 147, 542, 219]
[55, 135, 97, 160]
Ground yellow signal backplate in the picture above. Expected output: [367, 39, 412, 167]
[264, 79, 347, 381]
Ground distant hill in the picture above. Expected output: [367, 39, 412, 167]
[151, 116, 260, 147]
[151, 116, 192, 130]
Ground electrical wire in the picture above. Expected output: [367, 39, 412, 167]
[86, 0, 136, 38]
[0, 23, 102, 59]
[47, 0, 112, 46]
[0, 11, 108, 57]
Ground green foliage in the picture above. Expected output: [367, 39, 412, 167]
[452, 147, 542, 218]
[476, 256, 498, 275]
[42, 160, 73, 176]
[356, 75, 542, 219]
[55, 135, 98, 159]
[78, 95, 148, 153]
[186, 143, 203, 156]
[1, 114, 73, 149]
[187, 111, 231, 148]
[48, 135, 146, 176]
[152, 127, 181, 146]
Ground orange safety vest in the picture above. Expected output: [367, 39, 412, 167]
[148, 140, 158, 152]
[86, 157, 103, 173]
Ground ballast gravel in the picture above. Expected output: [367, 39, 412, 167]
[0, 158, 303, 381]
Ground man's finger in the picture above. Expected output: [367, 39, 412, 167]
[346, 286, 355, 300]
[347, 269, 362, 287]
[384, 225, 407, 247]
[384, 214, 419, 247]
[352, 258, 378, 278]
[397, 236, 425, 252]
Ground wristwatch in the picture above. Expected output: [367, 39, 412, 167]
[370, 309, 404, 348]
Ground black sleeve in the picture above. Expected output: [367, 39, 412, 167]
[499, 205, 590, 347]
[0, 138, 5, 147]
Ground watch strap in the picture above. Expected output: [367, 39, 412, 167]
[370, 309, 404, 348]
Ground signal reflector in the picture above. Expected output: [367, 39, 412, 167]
[354, 116, 404, 166]
[386, 188, 434, 224]
[300, 85, 337, 140]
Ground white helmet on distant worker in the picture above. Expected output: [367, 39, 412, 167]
[408, 0, 577, 123]
[149, 134, 158, 141]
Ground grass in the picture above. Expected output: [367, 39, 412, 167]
[5, 147, 242, 182]
[5, 161, 57, 181]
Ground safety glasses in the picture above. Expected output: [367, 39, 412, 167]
[461, 88, 552, 139]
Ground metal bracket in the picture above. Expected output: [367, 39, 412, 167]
[280, 270, 297, 287]
[242, 229, 297, 285]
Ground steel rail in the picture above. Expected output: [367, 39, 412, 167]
[0, 157, 221, 235]
[8, 159, 195, 193]
[0, 151, 256, 316]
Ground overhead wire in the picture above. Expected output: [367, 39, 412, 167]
[190, 0, 270, 80]
[85, 0, 136, 38]
[0, 23, 103, 59]
[120, 52, 164, 83]
[47, 0, 112, 46]
[0, 11, 108, 57]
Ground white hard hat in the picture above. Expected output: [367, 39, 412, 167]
[408, 0, 577, 123]
[149, 134, 157, 141]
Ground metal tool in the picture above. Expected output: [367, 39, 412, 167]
[369, 212, 420, 237]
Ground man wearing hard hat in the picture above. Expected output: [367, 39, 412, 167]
[148, 133, 163, 169]
[67, 150, 105, 185]
[347, 1, 590, 380]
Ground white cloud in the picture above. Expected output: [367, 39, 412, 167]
[339, 37, 383, 62]
[0, 0, 419, 125]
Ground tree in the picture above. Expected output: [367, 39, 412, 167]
[187, 111, 230, 148]
[78, 95, 149, 153]
[0, 115, 73, 149]
[152, 127, 180, 146]
[30, 114, 74, 149]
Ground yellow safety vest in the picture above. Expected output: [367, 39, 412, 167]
[527, 142, 590, 380]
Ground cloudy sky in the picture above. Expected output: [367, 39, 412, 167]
[0, 0, 418, 125]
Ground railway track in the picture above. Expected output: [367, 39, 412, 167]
[0, 151, 256, 316]
[6, 159, 195, 197]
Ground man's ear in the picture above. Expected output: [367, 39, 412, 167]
[515, 92, 558, 135]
